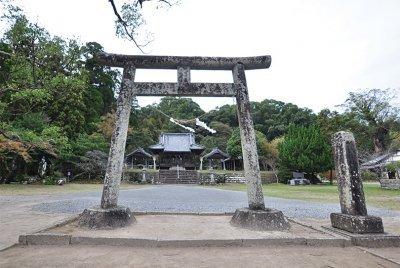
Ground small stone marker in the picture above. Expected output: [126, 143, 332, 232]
[330, 131, 384, 233]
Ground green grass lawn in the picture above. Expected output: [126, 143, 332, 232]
[210, 182, 400, 211]
[0, 182, 145, 196]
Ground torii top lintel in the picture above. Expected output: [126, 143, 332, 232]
[96, 52, 271, 70]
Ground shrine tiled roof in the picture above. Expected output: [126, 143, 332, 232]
[202, 148, 230, 160]
[149, 133, 205, 153]
[126, 147, 153, 159]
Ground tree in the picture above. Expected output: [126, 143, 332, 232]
[204, 100, 316, 141]
[108, 0, 177, 52]
[341, 89, 400, 155]
[203, 105, 238, 128]
[278, 125, 333, 183]
[199, 121, 233, 153]
[83, 42, 119, 115]
[260, 137, 283, 171]
[75, 150, 108, 180]
[226, 128, 270, 169]
[253, 99, 316, 140]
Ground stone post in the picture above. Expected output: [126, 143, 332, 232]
[200, 157, 203, 171]
[101, 66, 136, 209]
[77, 66, 137, 229]
[230, 63, 289, 231]
[233, 63, 264, 210]
[177, 66, 190, 87]
[153, 156, 157, 171]
[330, 131, 383, 233]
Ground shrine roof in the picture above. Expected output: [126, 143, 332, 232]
[149, 133, 205, 153]
[126, 147, 153, 159]
[202, 148, 230, 160]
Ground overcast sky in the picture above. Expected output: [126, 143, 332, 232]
[3, 0, 400, 112]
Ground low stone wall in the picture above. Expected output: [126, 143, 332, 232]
[199, 171, 277, 184]
[379, 179, 400, 190]
[199, 173, 227, 184]
[124, 170, 158, 184]
[261, 171, 278, 184]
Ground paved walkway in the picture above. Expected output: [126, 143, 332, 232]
[1, 185, 399, 250]
[1, 245, 398, 268]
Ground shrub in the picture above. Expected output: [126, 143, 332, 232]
[361, 170, 379, 181]
[278, 125, 333, 184]
[277, 166, 292, 184]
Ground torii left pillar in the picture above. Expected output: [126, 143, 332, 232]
[78, 66, 136, 229]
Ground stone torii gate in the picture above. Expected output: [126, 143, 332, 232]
[78, 52, 289, 230]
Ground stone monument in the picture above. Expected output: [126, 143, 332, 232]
[330, 131, 384, 233]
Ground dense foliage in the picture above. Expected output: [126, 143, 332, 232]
[278, 125, 333, 183]
[0, 8, 117, 183]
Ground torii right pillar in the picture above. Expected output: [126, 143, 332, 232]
[331, 131, 384, 233]
[230, 63, 290, 231]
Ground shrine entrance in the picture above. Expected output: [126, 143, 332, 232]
[78, 52, 290, 231]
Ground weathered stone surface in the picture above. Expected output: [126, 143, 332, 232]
[131, 82, 235, 97]
[230, 208, 290, 231]
[380, 179, 400, 190]
[331, 131, 384, 234]
[96, 52, 272, 70]
[101, 67, 136, 209]
[78, 206, 135, 229]
[177, 66, 190, 85]
[25, 233, 71, 245]
[351, 235, 400, 247]
[332, 131, 367, 216]
[330, 213, 384, 234]
[233, 63, 265, 210]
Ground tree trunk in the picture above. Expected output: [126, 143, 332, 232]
[373, 126, 388, 154]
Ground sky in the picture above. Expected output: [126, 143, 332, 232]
[2, 0, 400, 112]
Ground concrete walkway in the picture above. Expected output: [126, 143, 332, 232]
[0, 245, 398, 268]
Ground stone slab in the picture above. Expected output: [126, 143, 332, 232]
[78, 206, 135, 229]
[322, 226, 400, 248]
[306, 238, 351, 247]
[25, 233, 71, 245]
[71, 237, 157, 247]
[21, 235, 352, 248]
[330, 213, 384, 234]
[230, 208, 290, 231]
[156, 239, 243, 248]
[352, 235, 400, 248]
[17, 214, 397, 248]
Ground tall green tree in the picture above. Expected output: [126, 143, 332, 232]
[341, 89, 400, 155]
[278, 125, 333, 183]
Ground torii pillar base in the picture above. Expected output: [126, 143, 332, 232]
[330, 213, 383, 234]
[230, 208, 290, 231]
[78, 206, 135, 230]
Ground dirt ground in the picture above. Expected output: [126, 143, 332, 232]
[0, 245, 398, 268]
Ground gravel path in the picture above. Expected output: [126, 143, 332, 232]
[30, 185, 399, 219]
